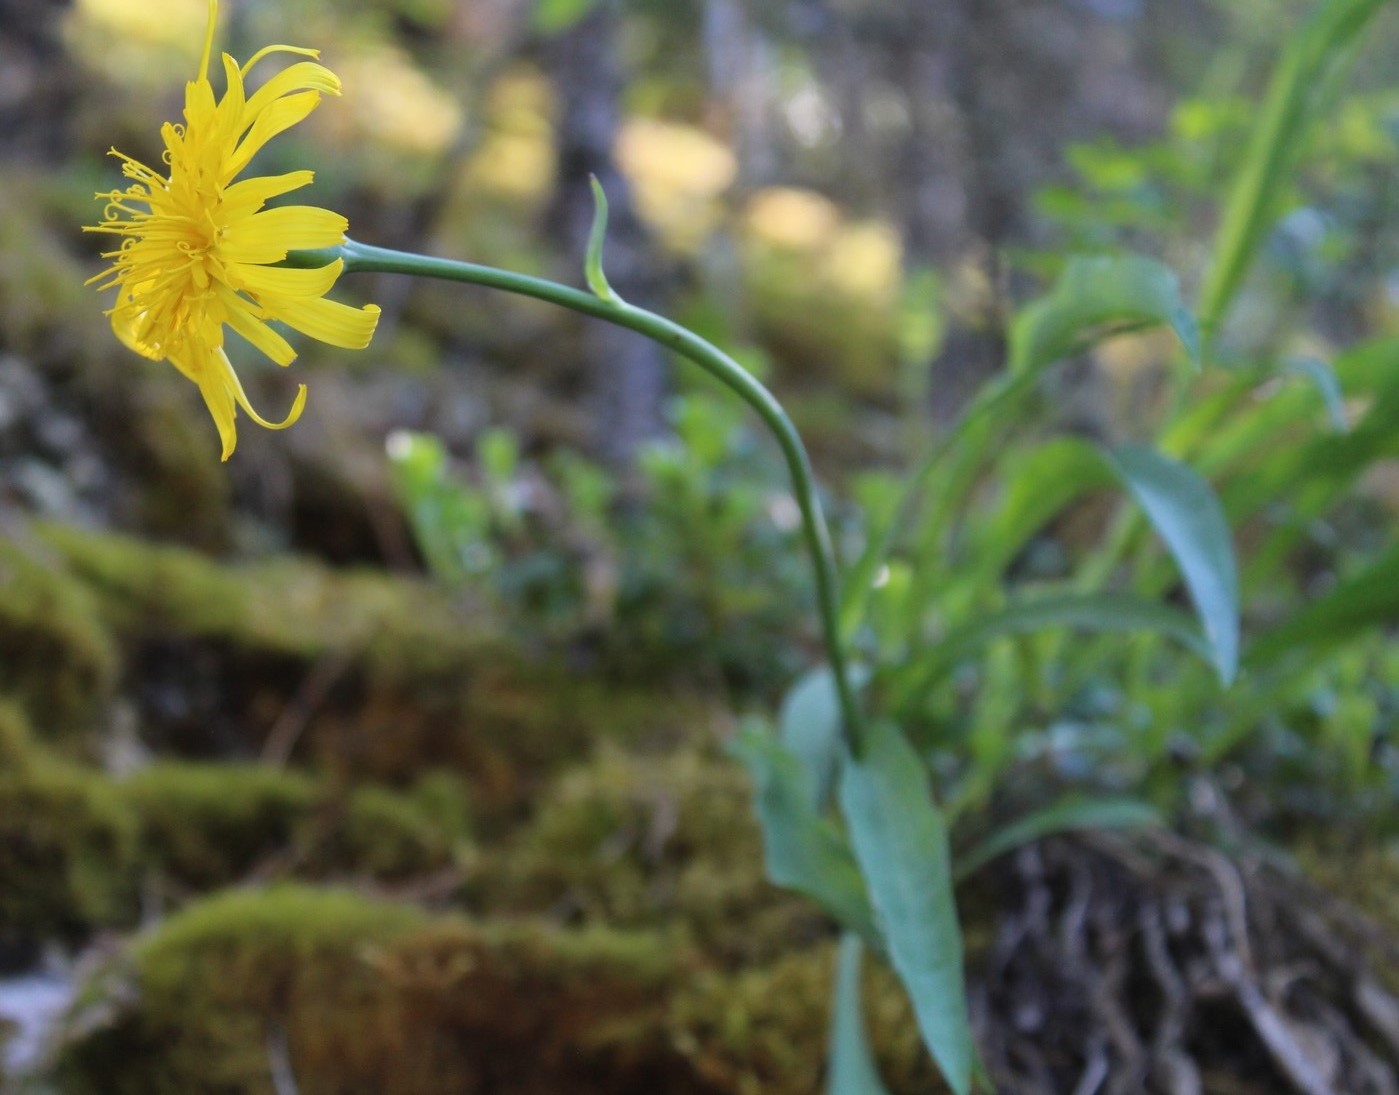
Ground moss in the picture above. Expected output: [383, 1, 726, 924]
[120, 393, 234, 551]
[0, 757, 137, 940]
[124, 763, 321, 890]
[0, 696, 34, 767]
[54, 886, 718, 1095]
[30, 521, 707, 807]
[671, 946, 941, 1095]
[319, 775, 471, 880]
[1296, 839, 1399, 992]
[34, 520, 496, 665]
[0, 754, 479, 944]
[124, 762, 474, 891]
[671, 948, 834, 1095]
[481, 748, 828, 962]
[0, 537, 117, 737]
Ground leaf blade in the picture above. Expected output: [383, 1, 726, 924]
[954, 797, 1161, 884]
[1010, 254, 1200, 377]
[839, 721, 972, 1095]
[827, 934, 893, 1095]
[730, 723, 879, 946]
[1100, 444, 1240, 684]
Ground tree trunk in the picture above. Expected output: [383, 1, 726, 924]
[545, 2, 669, 468]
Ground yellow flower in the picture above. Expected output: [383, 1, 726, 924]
[85, 0, 379, 460]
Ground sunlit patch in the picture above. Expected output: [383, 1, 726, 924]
[744, 187, 841, 252]
[616, 120, 737, 254]
[67, 0, 210, 86]
[337, 47, 463, 156]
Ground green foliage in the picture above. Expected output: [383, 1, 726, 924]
[1010, 254, 1200, 375]
[531, 0, 599, 35]
[728, 12, 1399, 1083]
[1099, 443, 1239, 683]
[728, 723, 877, 948]
[952, 797, 1160, 884]
[827, 935, 892, 1095]
[390, 389, 812, 688]
[1199, 0, 1393, 333]
[837, 721, 971, 1095]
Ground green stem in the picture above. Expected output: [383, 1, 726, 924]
[309, 238, 868, 756]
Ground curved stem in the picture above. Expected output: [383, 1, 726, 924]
[314, 238, 868, 756]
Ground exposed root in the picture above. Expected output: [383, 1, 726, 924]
[972, 834, 1399, 1095]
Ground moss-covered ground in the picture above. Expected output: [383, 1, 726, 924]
[3, 520, 944, 1093]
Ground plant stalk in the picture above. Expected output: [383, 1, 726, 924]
[296, 238, 868, 756]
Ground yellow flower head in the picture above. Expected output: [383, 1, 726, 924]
[85, 0, 379, 460]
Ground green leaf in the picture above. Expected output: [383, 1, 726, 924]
[729, 723, 879, 946]
[386, 430, 488, 584]
[1199, 0, 1390, 333]
[1283, 356, 1349, 432]
[839, 720, 972, 1095]
[954, 797, 1161, 884]
[1099, 444, 1239, 684]
[972, 436, 1113, 581]
[779, 665, 869, 813]
[1010, 254, 1200, 377]
[531, 0, 598, 34]
[1247, 541, 1399, 667]
[827, 934, 892, 1095]
[584, 175, 621, 304]
[909, 592, 1214, 693]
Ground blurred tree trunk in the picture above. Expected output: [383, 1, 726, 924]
[0, 0, 76, 163]
[545, 2, 669, 468]
[883, 0, 1169, 421]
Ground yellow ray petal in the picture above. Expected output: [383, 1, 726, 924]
[219, 170, 315, 218]
[241, 62, 341, 131]
[183, 348, 240, 461]
[225, 91, 320, 180]
[241, 43, 320, 77]
[232, 258, 344, 300]
[214, 53, 248, 147]
[219, 206, 347, 264]
[262, 294, 381, 349]
[217, 347, 307, 430]
[221, 288, 297, 365]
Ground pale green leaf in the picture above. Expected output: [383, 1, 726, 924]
[1100, 444, 1239, 684]
[1010, 254, 1200, 377]
[730, 723, 879, 946]
[954, 797, 1161, 883]
[827, 934, 892, 1095]
[839, 720, 972, 1095]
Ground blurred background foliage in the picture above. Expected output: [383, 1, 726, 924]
[2, 0, 1399, 1089]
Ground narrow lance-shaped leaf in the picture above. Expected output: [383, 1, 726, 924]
[780, 664, 870, 812]
[1010, 254, 1200, 377]
[827, 933, 893, 1095]
[1199, 0, 1390, 333]
[1247, 540, 1399, 667]
[729, 723, 879, 947]
[954, 797, 1161, 884]
[1099, 444, 1240, 685]
[904, 592, 1215, 700]
[1283, 356, 1349, 432]
[584, 175, 622, 304]
[839, 720, 973, 1095]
